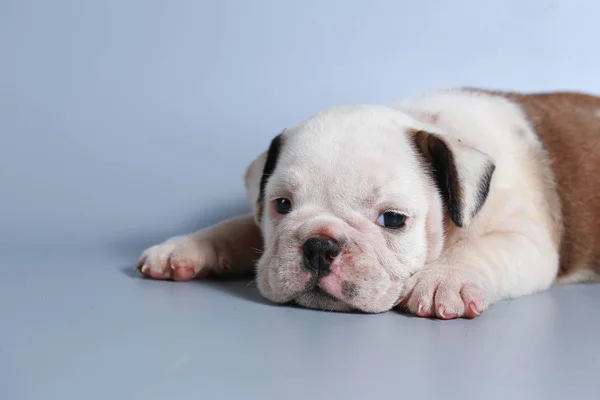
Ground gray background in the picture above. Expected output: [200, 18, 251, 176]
[1, 1, 599, 399]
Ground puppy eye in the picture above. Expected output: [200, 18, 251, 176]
[274, 198, 292, 214]
[376, 211, 406, 229]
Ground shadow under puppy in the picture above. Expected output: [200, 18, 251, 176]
[136, 88, 600, 319]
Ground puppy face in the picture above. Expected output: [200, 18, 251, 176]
[253, 106, 494, 313]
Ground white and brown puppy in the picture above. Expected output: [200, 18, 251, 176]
[136, 88, 600, 319]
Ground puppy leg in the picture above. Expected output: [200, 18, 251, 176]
[136, 214, 262, 281]
[398, 230, 558, 319]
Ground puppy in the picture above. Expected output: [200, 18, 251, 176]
[136, 88, 600, 319]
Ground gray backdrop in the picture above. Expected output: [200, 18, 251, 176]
[2, 0, 599, 254]
[3, 2, 600, 400]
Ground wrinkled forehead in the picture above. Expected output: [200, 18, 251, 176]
[269, 106, 425, 203]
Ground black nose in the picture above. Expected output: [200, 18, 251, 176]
[302, 237, 341, 276]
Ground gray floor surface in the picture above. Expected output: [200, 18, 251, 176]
[2, 250, 599, 400]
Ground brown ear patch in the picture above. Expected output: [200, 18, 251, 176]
[411, 130, 465, 227]
[474, 161, 495, 218]
[410, 129, 495, 228]
[256, 133, 284, 222]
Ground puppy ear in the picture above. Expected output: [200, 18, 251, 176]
[244, 133, 284, 224]
[411, 130, 495, 228]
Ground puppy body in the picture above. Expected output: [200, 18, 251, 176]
[137, 88, 600, 318]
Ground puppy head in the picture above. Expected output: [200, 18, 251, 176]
[250, 106, 494, 313]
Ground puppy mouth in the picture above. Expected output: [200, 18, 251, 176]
[305, 276, 339, 300]
[312, 285, 340, 302]
[293, 278, 352, 311]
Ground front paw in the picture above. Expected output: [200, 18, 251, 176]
[397, 266, 491, 319]
[136, 236, 220, 281]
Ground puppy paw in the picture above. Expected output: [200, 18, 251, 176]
[136, 236, 221, 281]
[397, 267, 490, 319]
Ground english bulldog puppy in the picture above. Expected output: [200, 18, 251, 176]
[136, 88, 600, 319]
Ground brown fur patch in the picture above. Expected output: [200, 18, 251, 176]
[410, 130, 465, 227]
[256, 133, 285, 223]
[467, 88, 600, 279]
